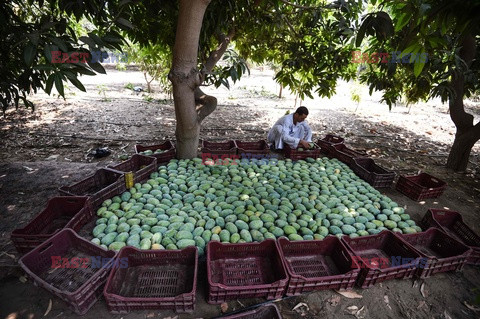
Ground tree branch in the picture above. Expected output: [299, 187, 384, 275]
[195, 87, 217, 122]
[203, 28, 236, 74]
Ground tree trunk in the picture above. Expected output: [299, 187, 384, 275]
[446, 34, 479, 171]
[169, 0, 211, 159]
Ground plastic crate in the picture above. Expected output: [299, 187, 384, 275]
[134, 140, 176, 164]
[19, 229, 116, 315]
[207, 240, 288, 304]
[103, 246, 198, 314]
[202, 140, 238, 155]
[350, 158, 395, 188]
[421, 209, 480, 265]
[221, 303, 282, 319]
[107, 154, 157, 184]
[235, 140, 270, 158]
[316, 134, 345, 155]
[58, 168, 124, 208]
[329, 144, 368, 165]
[11, 197, 92, 254]
[341, 230, 422, 288]
[277, 237, 360, 296]
[398, 228, 471, 278]
[395, 173, 447, 201]
[283, 143, 321, 161]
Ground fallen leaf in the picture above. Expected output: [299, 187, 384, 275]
[293, 302, 309, 316]
[44, 299, 52, 317]
[328, 295, 341, 307]
[220, 302, 228, 313]
[19, 276, 27, 283]
[346, 305, 358, 315]
[420, 282, 427, 298]
[444, 310, 452, 319]
[464, 301, 480, 311]
[384, 295, 392, 310]
[417, 301, 426, 309]
[356, 306, 366, 319]
[412, 280, 419, 288]
[293, 302, 309, 311]
[336, 290, 363, 299]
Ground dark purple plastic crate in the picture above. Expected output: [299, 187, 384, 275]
[422, 209, 480, 265]
[58, 168, 124, 208]
[19, 229, 116, 315]
[342, 230, 422, 288]
[396, 173, 447, 201]
[316, 134, 344, 155]
[283, 143, 321, 161]
[330, 144, 368, 165]
[277, 236, 360, 296]
[351, 158, 395, 188]
[202, 140, 238, 155]
[397, 228, 471, 278]
[107, 154, 157, 184]
[134, 140, 176, 164]
[207, 240, 288, 304]
[221, 303, 282, 319]
[103, 246, 198, 314]
[11, 196, 93, 254]
[235, 140, 270, 158]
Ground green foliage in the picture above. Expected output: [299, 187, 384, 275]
[125, 42, 171, 94]
[0, 0, 132, 113]
[356, 0, 480, 107]
[204, 49, 250, 89]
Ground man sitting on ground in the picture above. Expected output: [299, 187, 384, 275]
[267, 106, 313, 150]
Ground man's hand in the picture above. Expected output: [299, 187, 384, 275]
[299, 140, 310, 149]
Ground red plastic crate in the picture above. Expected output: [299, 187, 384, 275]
[329, 144, 368, 165]
[235, 140, 270, 158]
[397, 228, 471, 278]
[103, 246, 198, 314]
[19, 229, 116, 315]
[107, 154, 157, 184]
[11, 197, 93, 254]
[316, 134, 345, 155]
[395, 172, 447, 201]
[202, 140, 238, 155]
[351, 158, 395, 188]
[283, 143, 321, 161]
[277, 237, 360, 296]
[134, 140, 176, 164]
[341, 231, 422, 288]
[222, 303, 282, 319]
[207, 240, 288, 304]
[58, 168, 124, 208]
[422, 209, 480, 265]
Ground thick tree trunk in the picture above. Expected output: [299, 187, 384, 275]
[169, 0, 210, 159]
[446, 35, 479, 171]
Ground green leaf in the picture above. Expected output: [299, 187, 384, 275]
[26, 32, 40, 46]
[395, 13, 411, 32]
[117, 17, 134, 29]
[51, 37, 68, 52]
[24, 42, 36, 67]
[413, 58, 425, 77]
[44, 44, 53, 62]
[79, 36, 96, 48]
[88, 62, 106, 74]
[45, 74, 55, 94]
[68, 76, 86, 92]
[54, 73, 64, 97]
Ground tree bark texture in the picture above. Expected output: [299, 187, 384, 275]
[169, 0, 210, 159]
[446, 34, 479, 171]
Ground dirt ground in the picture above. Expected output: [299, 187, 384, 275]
[0, 67, 479, 319]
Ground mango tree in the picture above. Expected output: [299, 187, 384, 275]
[356, 0, 480, 171]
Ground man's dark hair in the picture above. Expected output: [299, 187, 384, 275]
[295, 106, 309, 116]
